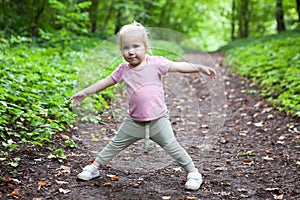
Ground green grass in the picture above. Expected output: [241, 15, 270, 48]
[221, 29, 300, 117]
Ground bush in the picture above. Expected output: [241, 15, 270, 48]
[221, 29, 300, 117]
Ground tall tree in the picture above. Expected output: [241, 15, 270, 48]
[296, 0, 300, 23]
[276, 0, 286, 32]
[237, 0, 250, 38]
[31, 0, 46, 37]
[231, 0, 236, 40]
[89, 0, 100, 32]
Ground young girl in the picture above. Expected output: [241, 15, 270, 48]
[70, 22, 216, 190]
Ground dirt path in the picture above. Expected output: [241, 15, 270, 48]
[1, 52, 299, 200]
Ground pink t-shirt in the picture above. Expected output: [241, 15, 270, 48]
[111, 56, 172, 121]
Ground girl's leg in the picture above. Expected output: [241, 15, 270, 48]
[151, 120, 203, 190]
[150, 121, 195, 172]
[78, 130, 139, 181]
[95, 130, 140, 165]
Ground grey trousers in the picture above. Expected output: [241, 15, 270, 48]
[95, 115, 195, 172]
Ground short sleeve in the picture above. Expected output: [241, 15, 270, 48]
[110, 64, 128, 83]
[155, 56, 172, 75]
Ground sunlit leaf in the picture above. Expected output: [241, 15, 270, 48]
[59, 188, 71, 194]
[55, 180, 69, 184]
[103, 182, 113, 187]
[107, 174, 119, 181]
[38, 181, 47, 187]
[262, 156, 274, 161]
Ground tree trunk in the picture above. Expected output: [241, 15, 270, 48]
[115, 9, 122, 34]
[296, 0, 300, 23]
[237, 0, 249, 38]
[101, 0, 115, 34]
[141, 0, 152, 25]
[31, 0, 45, 37]
[231, 0, 236, 40]
[89, 0, 100, 32]
[276, 0, 286, 32]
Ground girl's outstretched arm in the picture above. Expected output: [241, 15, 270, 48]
[70, 76, 116, 106]
[169, 61, 217, 80]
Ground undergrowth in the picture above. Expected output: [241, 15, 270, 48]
[221, 29, 300, 117]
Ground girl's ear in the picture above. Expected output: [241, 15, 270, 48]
[146, 46, 153, 55]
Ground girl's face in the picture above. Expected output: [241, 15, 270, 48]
[120, 32, 148, 67]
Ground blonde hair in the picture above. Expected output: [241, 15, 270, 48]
[118, 21, 150, 50]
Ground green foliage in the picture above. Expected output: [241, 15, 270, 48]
[237, 151, 256, 157]
[65, 139, 77, 148]
[46, 0, 91, 46]
[222, 29, 300, 117]
[0, 36, 101, 154]
[53, 148, 67, 162]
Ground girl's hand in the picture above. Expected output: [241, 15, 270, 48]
[201, 66, 217, 80]
[69, 91, 87, 106]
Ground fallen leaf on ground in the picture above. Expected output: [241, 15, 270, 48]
[38, 181, 47, 190]
[267, 114, 274, 119]
[173, 167, 182, 172]
[55, 180, 69, 184]
[60, 134, 70, 140]
[38, 181, 47, 187]
[266, 149, 273, 154]
[103, 182, 113, 187]
[47, 154, 56, 159]
[6, 190, 19, 198]
[59, 188, 71, 194]
[214, 167, 226, 171]
[293, 127, 299, 133]
[265, 187, 280, 191]
[186, 196, 198, 200]
[253, 121, 266, 127]
[1, 177, 20, 184]
[296, 161, 300, 165]
[278, 135, 286, 140]
[8, 183, 16, 190]
[91, 138, 99, 142]
[201, 124, 209, 128]
[107, 174, 119, 181]
[239, 130, 248, 136]
[242, 159, 254, 165]
[262, 156, 274, 161]
[161, 196, 171, 200]
[132, 182, 140, 188]
[273, 194, 283, 200]
[221, 191, 231, 196]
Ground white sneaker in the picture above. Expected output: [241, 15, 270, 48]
[185, 169, 203, 190]
[77, 164, 100, 181]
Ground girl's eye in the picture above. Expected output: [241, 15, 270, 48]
[133, 44, 140, 48]
[123, 47, 129, 50]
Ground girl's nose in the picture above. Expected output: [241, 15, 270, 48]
[128, 48, 135, 54]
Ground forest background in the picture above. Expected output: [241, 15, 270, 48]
[0, 0, 299, 165]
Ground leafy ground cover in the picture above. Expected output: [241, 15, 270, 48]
[221, 29, 300, 117]
[0, 37, 103, 163]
